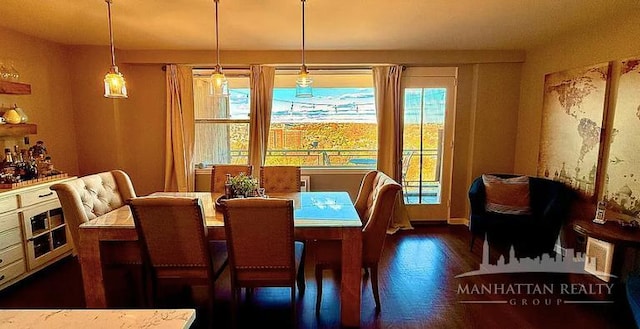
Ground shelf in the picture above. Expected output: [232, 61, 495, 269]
[0, 123, 37, 137]
[0, 81, 31, 95]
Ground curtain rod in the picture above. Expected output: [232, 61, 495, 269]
[164, 64, 406, 71]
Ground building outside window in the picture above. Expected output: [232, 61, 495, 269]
[265, 69, 377, 168]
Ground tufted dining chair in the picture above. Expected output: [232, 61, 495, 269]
[259, 166, 301, 193]
[128, 196, 227, 327]
[220, 198, 305, 327]
[50, 169, 137, 253]
[314, 170, 402, 314]
[211, 164, 253, 193]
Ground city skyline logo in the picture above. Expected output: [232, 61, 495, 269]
[456, 238, 616, 306]
[456, 237, 616, 279]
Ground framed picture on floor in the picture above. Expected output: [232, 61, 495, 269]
[584, 237, 614, 282]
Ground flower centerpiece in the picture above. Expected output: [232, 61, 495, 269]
[229, 172, 258, 197]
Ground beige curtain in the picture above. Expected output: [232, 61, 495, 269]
[373, 65, 413, 233]
[164, 64, 195, 192]
[248, 65, 275, 180]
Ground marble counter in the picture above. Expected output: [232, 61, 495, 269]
[0, 309, 196, 329]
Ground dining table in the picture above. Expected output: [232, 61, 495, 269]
[77, 191, 363, 327]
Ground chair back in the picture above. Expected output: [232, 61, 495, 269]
[211, 165, 253, 193]
[50, 169, 136, 251]
[354, 170, 402, 264]
[260, 166, 301, 193]
[129, 196, 212, 281]
[221, 198, 296, 286]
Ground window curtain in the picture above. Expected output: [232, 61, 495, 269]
[248, 65, 275, 180]
[373, 65, 413, 233]
[164, 64, 195, 192]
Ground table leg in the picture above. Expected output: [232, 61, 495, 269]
[79, 229, 107, 307]
[341, 228, 362, 327]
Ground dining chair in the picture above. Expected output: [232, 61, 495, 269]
[259, 165, 307, 290]
[220, 197, 305, 327]
[128, 196, 228, 326]
[50, 169, 137, 254]
[314, 170, 402, 314]
[259, 165, 301, 193]
[211, 164, 253, 193]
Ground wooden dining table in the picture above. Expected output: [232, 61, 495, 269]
[77, 191, 363, 327]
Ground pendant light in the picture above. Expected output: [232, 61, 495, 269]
[103, 0, 127, 98]
[296, 0, 313, 98]
[210, 0, 229, 99]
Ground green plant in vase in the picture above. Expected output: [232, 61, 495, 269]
[230, 173, 258, 197]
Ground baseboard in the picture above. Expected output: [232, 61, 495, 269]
[409, 219, 447, 226]
[447, 217, 469, 226]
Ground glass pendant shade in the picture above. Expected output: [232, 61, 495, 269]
[103, 0, 127, 99]
[210, 66, 229, 99]
[104, 65, 128, 98]
[295, 65, 313, 98]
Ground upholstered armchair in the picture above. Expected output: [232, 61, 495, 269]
[50, 170, 137, 253]
[468, 173, 573, 259]
[314, 170, 402, 314]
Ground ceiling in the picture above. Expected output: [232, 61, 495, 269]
[1, 0, 639, 51]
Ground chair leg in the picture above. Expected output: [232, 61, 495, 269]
[207, 283, 215, 329]
[231, 287, 239, 328]
[297, 244, 306, 294]
[291, 285, 297, 328]
[214, 257, 228, 281]
[470, 235, 476, 252]
[371, 264, 381, 313]
[315, 266, 323, 316]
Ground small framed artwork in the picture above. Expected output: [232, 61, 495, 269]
[584, 237, 615, 282]
[593, 200, 607, 224]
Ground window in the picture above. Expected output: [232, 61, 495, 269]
[265, 70, 377, 168]
[193, 69, 250, 167]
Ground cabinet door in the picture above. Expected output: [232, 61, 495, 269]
[20, 199, 71, 270]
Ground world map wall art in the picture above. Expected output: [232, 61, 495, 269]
[604, 58, 640, 218]
[537, 62, 610, 197]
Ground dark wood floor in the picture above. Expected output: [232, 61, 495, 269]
[0, 225, 635, 328]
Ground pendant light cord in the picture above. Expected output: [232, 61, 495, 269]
[106, 0, 116, 67]
[301, 0, 306, 68]
[215, 0, 221, 69]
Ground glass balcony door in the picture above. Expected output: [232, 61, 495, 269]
[402, 69, 456, 221]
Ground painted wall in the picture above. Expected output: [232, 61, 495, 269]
[0, 26, 78, 176]
[515, 13, 640, 175]
[1, 26, 525, 215]
[449, 63, 522, 219]
[69, 46, 166, 195]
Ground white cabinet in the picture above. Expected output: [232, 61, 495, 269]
[0, 178, 74, 291]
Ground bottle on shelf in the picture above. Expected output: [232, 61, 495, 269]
[1, 148, 17, 182]
[224, 174, 233, 199]
[3, 148, 13, 165]
[25, 150, 38, 180]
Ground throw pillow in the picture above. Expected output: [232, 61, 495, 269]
[482, 174, 532, 215]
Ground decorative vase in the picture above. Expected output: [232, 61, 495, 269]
[3, 108, 21, 124]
